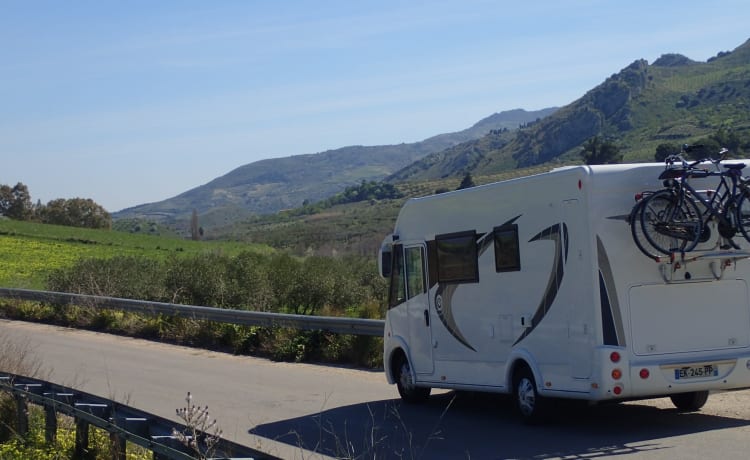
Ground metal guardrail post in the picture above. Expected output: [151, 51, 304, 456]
[44, 404, 57, 443]
[110, 433, 126, 460]
[13, 394, 28, 436]
[75, 417, 90, 459]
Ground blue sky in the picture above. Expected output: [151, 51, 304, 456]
[2, 1, 750, 212]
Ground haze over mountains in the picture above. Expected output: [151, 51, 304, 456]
[115, 38, 750, 227]
[114, 108, 557, 222]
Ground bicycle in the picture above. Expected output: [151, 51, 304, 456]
[630, 191, 669, 260]
[638, 147, 750, 255]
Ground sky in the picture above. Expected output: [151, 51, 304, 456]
[2, 1, 750, 213]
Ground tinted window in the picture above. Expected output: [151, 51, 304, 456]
[436, 231, 478, 283]
[388, 245, 406, 308]
[405, 246, 426, 299]
[494, 224, 521, 272]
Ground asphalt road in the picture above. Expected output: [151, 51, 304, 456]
[2, 319, 750, 459]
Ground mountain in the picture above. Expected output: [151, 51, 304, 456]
[389, 39, 750, 182]
[113, 107, 557, 224]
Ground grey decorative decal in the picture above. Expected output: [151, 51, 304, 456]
[433, 215, 522, 352]
[596, 236, 625, 346]
[434, 284, 475, 351]
[513, 222, 568, 346]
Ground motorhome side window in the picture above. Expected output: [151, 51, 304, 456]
[435, 231, 479, 283]
[494, 224, 521, 272]
[405, 246, 426, 299]
[388, 244, 406, 309]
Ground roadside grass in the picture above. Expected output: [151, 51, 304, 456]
[0, 406, 152, 460]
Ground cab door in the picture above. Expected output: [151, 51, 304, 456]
[404, 245, 434, 375]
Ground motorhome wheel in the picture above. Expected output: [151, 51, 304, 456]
[394, 355, 430, 403]
[670, 391, 709, 412]
[514, 367, 548, 423]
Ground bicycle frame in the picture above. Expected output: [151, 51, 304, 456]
[664, 164, 747, 248]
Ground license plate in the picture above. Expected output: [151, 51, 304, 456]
[674, 364, 718, 380]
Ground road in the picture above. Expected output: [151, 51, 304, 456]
[2, 319, 750, 459]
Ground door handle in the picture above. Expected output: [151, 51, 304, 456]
[423, 309, 430, 327]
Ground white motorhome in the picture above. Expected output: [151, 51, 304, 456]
[379, 163, 750, 422]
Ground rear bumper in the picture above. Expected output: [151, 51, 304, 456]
[592, 347, 750, 400]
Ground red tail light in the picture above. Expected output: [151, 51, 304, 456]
[639, 369, 650, 379]
[610, 351, 621, 363]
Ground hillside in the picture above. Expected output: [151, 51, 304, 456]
[390, 38, 750, 182]
[113, 108, 556, 226]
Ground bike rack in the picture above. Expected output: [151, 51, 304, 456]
[658, 249, 750, 283]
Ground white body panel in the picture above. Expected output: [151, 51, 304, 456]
[381, 163, 750, 402]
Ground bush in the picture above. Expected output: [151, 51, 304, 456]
[34, 250, 388, 368]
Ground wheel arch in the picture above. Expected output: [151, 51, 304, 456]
[384, 335, 411, 385]
[506, 350, 543, 391]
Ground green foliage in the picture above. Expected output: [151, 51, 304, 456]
[39, 198, 112, 229]
[0, 248, 388, 367]
[0, 399, 150, 460]
[0, 183, 32, 220]
[328, 180, 403, 206]
[655, 142, 682, 162]
[0, 182, 111, 229]
[47, 256, 167, 299]
[0, 218, 272, 288]
[580, 136, 623, 165]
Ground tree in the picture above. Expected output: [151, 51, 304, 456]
[191, 209, 200, 241]
[580, 136, 622, 165]
[655, 143, 681, 162]
[0, 182, 32, 220]
[39, 198, 111, 229]
[456, 173, 476, 190]
[0, 185, 12, 216]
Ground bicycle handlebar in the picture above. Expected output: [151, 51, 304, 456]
[664, 147, 731, 170]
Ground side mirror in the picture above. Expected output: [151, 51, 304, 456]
[379, 250, 392, 278]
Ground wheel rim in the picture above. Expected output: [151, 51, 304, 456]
[399, 361, 414, 391]
[517, 377, 536, 416]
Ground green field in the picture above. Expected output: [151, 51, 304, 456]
[0, 218, 273, 289]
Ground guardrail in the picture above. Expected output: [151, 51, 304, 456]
[0, 371, 279, 460]
[0, 288, 385, 336]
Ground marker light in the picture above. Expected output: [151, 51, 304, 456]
[611, 369, 623, 380]
[635, 193, 643, 201]
[610, 351, 621, 363]
[639, 369, 650, 379]
[613, 385, 623, 396]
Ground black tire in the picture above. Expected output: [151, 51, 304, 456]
[630, 199, 662, 259]
[670, 391, 709, 412]
[513, 366, 548, 424]
[394, 355, 430, 404]
[640, 190, 702, 254]
[736, 191, 750, 243]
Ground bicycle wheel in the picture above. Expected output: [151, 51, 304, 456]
[736, 190, 750, 243]
[640, 190, 703, 254]
[630, 199, 662, 259]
